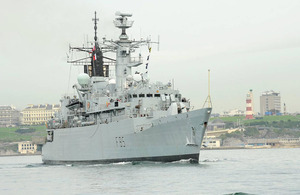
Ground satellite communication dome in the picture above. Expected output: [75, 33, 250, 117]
[133, 74, 142, 82]
[77, 73, 90, 86]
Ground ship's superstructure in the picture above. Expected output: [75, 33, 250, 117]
[42, 12, 212, 164]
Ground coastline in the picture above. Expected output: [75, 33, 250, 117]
[202, 145, 300, 150]
[0, 151, 41, 157]
[1, 146, 299, 157]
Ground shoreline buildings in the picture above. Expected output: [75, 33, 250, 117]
[18, 141, 38, 154]
[260, 90, 281, 116]
[0, 105, 21, 127]
[21, 104, 60, 125]
[223, 109, 245, 117]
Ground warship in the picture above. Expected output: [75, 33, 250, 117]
[42, 12, 212, 164]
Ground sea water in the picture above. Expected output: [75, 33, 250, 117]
[0, 148, 299, 195]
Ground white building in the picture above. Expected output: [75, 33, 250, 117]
[18, 141, 37, 154]
[21, 104, 60, 125]
[223, 109, 245, 116]
[202, 139, 221, 148]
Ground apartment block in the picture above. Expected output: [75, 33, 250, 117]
[260, 90, 281, 116]
[0, 105, 21, 127]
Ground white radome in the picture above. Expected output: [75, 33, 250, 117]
[77, 73, 90, 86]
[133, 74, 142, 82]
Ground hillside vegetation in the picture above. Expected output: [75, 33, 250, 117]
[212, 115, 300, 123]
[0, 125, 47, 142]
[211, 115, 300, 129]
[213, 115, 300, 142]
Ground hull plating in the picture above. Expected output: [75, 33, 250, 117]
[42, 108, 211, 164]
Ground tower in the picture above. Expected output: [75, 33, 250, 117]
[245, 89, 254, 119]
[113, 12, 143, 94]
[260, 90, 281, 116]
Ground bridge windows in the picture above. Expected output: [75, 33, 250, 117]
[129, 93, 163, 98]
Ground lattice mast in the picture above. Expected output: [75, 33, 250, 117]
[67, 11, 108, 77]
[102, 12, 158, 95]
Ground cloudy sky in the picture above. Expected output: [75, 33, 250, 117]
[1, 0, 300, 114]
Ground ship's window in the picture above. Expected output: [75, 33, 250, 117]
[154, 94, 160, 97]
[175, 94, 178, 98]
[147, 94, 153, 97]
[129, 95, 132, 98]
[139, 94, 145, 98]
[133, 94, 137, 98]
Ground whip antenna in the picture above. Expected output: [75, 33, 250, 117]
[203, 69, 212, 108]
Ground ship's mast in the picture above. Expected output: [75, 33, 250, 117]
[93, 11, 99, 42]
[112, 12, 143, 94]
[68, 12, 109, 78]
[91, 12, 158, 95]
[90, 12, 105, 77]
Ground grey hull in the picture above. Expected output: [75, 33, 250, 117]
[43, 153, 199, 165]
[42, 108, 211, 164]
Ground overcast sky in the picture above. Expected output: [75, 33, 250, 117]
[1, 0, 300, 114]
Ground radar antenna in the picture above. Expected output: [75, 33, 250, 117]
[114, 12, 134, 40]
[92, 11, 99, 42]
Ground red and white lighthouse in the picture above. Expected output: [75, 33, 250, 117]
[245, 89, 254, 119]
